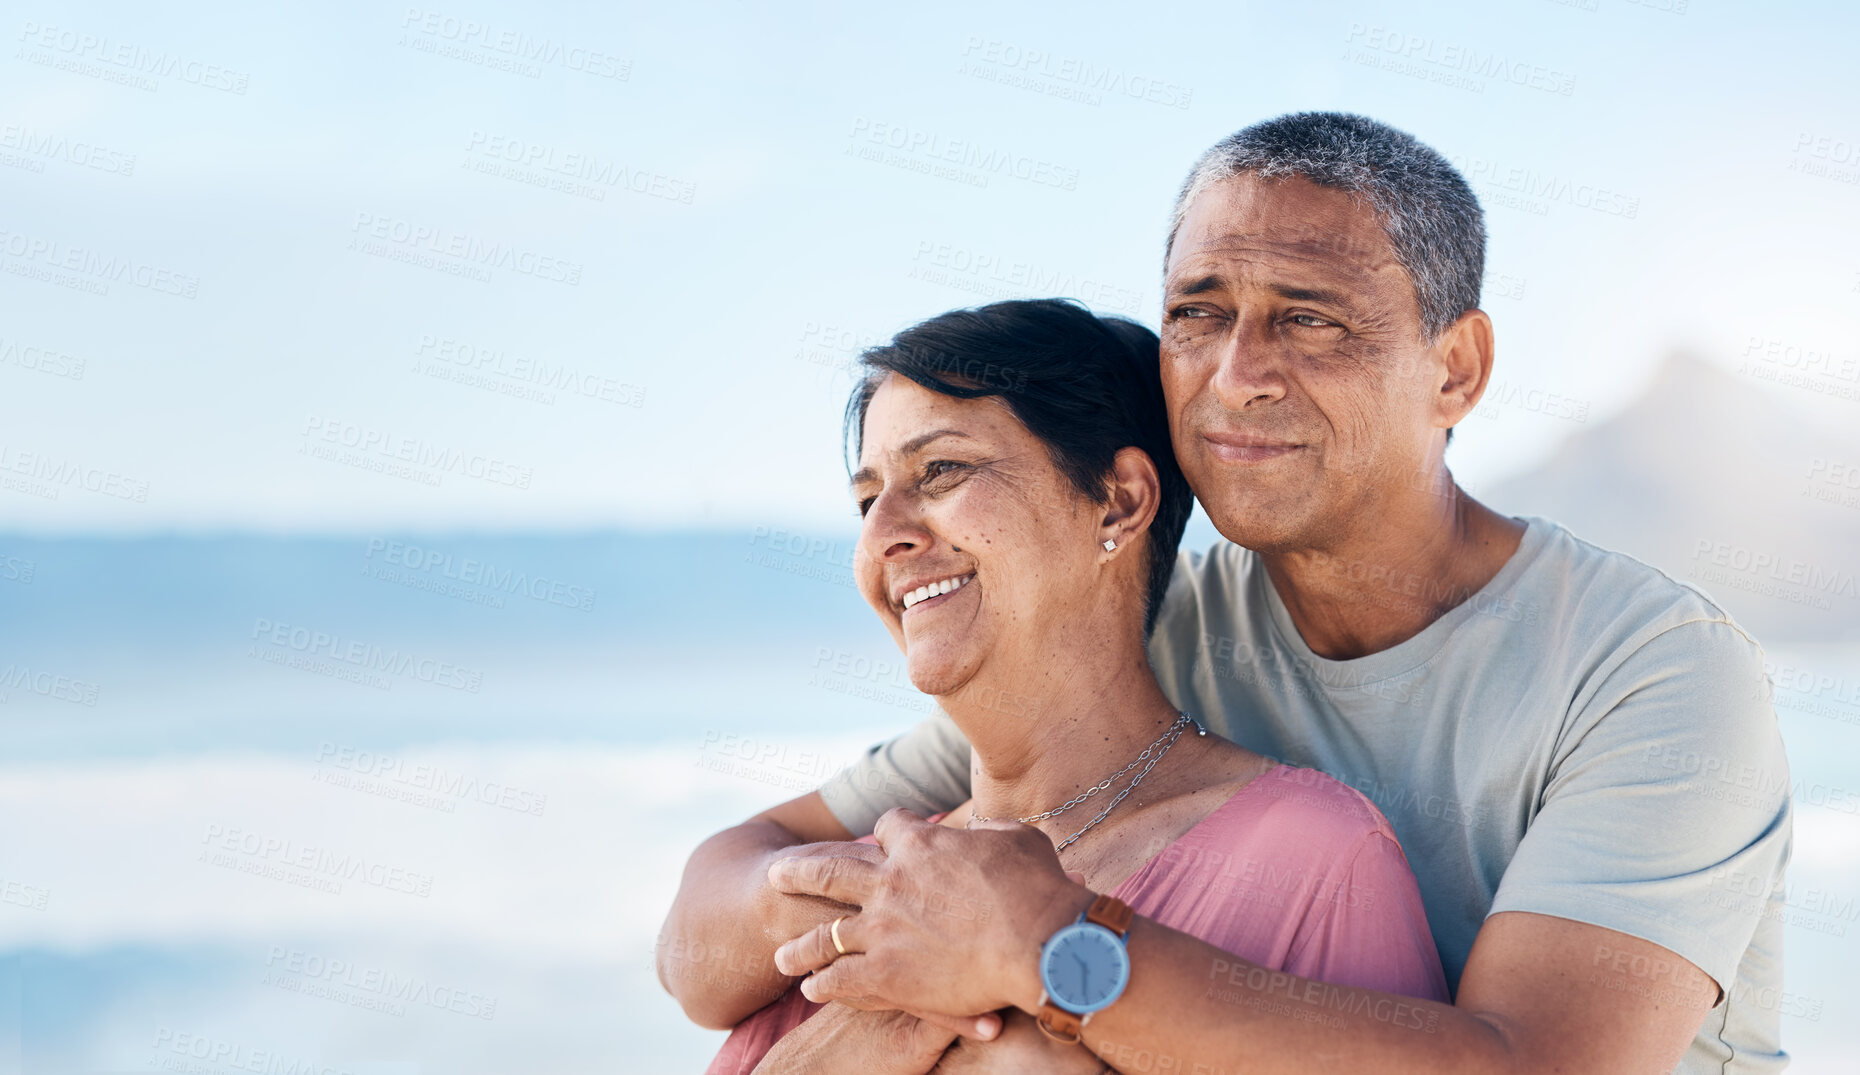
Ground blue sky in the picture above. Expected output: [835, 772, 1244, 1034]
[2, 0, 1857, 533]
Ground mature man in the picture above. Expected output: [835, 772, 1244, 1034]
[659, 112, 1792, 1073]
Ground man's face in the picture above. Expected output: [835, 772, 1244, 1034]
[1161, 174, 1446, 553]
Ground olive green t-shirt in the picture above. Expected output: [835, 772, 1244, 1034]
[818, 517, 1794, 1074]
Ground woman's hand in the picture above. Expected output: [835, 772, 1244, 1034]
[932, 1011, 1109, 1074]
[752, 1002, 958, 1075]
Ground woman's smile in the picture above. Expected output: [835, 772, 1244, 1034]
[898, 572, 975, 614]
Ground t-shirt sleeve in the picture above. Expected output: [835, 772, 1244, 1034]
[815, 706, 974, 836]
[1488, 618, 1793, 994]
[1285, 831, 1452, 1003]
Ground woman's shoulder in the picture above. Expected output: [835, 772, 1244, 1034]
[1185, 762, 1401, 861]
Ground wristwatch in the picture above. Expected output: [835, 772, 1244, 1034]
[1035, 893, 1134, 1043]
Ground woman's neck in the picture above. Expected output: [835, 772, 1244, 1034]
[941, 633, 1191, 833]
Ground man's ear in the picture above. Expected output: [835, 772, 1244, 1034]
[1433, 308, 1496, 431]
[1100, 446, 1162, 549]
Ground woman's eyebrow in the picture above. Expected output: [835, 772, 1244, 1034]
[848, 429, 975, 487]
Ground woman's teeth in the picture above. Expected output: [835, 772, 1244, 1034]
[901, 573, 973, 610]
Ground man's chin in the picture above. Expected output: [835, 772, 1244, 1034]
[1197, 494, 1313, 552]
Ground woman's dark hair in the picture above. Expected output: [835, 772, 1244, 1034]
[844, 298, 1192, 636]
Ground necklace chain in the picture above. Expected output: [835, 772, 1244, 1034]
[967, 712, 1205, 853]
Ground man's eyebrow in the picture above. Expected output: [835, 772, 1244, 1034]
[848, 429, 974, 489]
[1166, 274, 1224, 297]
[1269, 282, 1351, 306]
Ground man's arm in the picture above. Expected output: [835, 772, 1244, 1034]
[769, 814, 1718, 1075]
[656, 790, 864, 1029]
[1080, 906, 1716, 1074]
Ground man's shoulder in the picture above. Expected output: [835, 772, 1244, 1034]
[1517, 517, 1764, 659]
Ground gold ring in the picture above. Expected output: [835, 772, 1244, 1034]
[830, 915, 848, 957]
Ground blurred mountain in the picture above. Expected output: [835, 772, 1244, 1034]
[1484, 352, 1860, 643]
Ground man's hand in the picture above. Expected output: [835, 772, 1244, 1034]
[769, 808, 1092, 1019]
[751, 1002, 956, 1075]
[932, 1010, 1109, 1074]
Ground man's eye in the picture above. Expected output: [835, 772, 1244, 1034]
[856, 496, 876, 517]
[1289, 313, 1333, 328]
[1169, 305, 1211, 320]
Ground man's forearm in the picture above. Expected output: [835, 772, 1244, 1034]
[658, 819, 827, 1029]
[1036, 917, 1512, 1075]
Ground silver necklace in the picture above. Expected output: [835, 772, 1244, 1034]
[967, 712, 1206, 852]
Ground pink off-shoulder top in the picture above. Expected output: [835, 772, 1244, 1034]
[708, 764, 1450, 1074]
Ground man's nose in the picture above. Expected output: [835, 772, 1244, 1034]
[1209, 319, 1287, 410]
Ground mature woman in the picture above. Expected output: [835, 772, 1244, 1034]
[690, 299, 1446, 1074]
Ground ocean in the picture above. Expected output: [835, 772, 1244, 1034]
[0, 532, 1854, 1072]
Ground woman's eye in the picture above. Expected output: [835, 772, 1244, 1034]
[923, 460, 965, 481]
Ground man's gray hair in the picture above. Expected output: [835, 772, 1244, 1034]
[1167, 112, 1485, 340]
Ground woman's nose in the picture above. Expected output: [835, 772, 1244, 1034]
[858, 491, 930, 563]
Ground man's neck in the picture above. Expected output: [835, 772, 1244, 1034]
[1262, 477, 1527, 661]
[942, 631, 1190, 831]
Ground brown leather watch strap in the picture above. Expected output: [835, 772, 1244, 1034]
[1036, 1004, 1085, 1043]
[1086, 893, 1134, 936]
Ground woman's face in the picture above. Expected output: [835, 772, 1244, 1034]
[850, 374, 1109, 698]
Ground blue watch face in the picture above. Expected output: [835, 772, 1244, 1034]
[1040, 921, 1130, 1014]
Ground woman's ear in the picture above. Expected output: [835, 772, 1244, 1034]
[1100, 446, 1162, 551]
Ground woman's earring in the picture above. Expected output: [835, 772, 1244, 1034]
[1102, 538, 1117, 552]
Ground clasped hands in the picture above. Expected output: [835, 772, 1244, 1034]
[753, 808, 1103, 1074]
